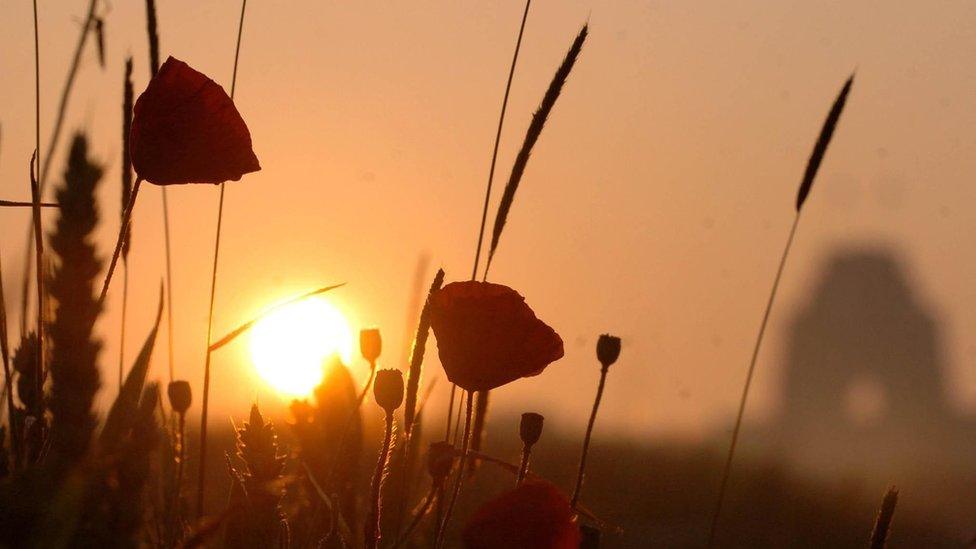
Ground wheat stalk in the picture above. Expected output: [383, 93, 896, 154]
[707, 73, 854, 547]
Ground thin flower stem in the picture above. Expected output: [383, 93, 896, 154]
[172, 411, 186, 527]
[366, 412, 395, 549]
[98, 178, 142, 307]
[445, 384, 456, 441]
[571, 365, 609, 509]
[196, 0, 248, 519]
[707, 212, 801, 547]
[435, 392, 473, 549]
[392, 483, 439, 549]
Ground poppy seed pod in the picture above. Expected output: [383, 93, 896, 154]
[373, 369, 404, 413]
[519, 412, 544, 447]
[167, 380, 192, 414]
[596, 334, 621, 369]
[360, 328, 382, 363]
[427, 441, 456, 482]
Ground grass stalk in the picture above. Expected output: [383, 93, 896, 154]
[97, 178, 142, 306]
[20, 0, 99, 331]
[707, 74, 853, 546]
[869, 486, 898, 549]
[144, 0, 175, 384]
[482, 23, 588, 280]
[29, 155, 44, 413]
[196, 0, 249, 519]
[119, 57, 134, 391]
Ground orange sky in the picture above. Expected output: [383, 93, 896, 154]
[1, 1, 975, 441]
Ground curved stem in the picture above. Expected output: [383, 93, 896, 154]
[470, 0, 532, 280]
[366, 412, 394, 549]
[571, 365, 609, 509]
[435, 392, 473, 548]
[707, 212, 800, 546]
[98, 178, 142, 307]
[392, 483, 439, 549]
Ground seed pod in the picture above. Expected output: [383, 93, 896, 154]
[360, 328, 382, 363]
[373, 368, 404, 413]
[427, 441, 455, 482]
[596, 334, 621, 368]
[519, 412, 544, 447]
[167, 380, 192, 414]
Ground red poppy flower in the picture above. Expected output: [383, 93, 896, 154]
[429, 281, 563, 392]
[462, 480, 580, 549]
[130, 56, 260, 185]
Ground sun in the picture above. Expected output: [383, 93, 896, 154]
[249, 296, 354, 397]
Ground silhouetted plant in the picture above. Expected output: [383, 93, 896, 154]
[225, 404, 289, 548]
[571, 334, 620, 509]
[47, 133, 103, 465]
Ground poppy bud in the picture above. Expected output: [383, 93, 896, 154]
[167, 380, 192, 414]
[360, 328, 382, 363]
[596, 334, 621, 369]
[519, 412, 544, 447]
[427, 441, 455, 481]
[373, 368, 404, 413]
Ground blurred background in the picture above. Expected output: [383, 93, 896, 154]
[1, 1, 976, 546]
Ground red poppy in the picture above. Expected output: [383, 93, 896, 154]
[462, 480, 580, 549]
[130, 56, 260, 185]
[429, 281, 563, 392]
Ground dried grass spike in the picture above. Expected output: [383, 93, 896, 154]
[485, 23, 588, 276]
[795, 73, 854, 211]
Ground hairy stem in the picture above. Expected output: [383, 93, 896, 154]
[366, 412, 395, 549]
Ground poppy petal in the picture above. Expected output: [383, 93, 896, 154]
[130, 56, 260, 185]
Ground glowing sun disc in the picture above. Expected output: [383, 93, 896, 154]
[249, 296, 353, 396]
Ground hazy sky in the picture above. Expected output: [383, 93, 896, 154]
[1, 1, 975, 441]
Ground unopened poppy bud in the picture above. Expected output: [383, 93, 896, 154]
[596, 334, 621, 368]
[373, 368, 404, 413]
[360, 328, 382, 363]
[167, 380, 192, 414]
[519, 412, 544, 447]
[427, 441, 455, 481]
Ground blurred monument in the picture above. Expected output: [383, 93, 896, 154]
[768, 246, 975, 479]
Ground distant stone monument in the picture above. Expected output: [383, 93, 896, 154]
[770, 247, 972, 478]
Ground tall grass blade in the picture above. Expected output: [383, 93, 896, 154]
[208, 283, 345, 352]
[869, 486, 898, 549]
[100, 285, 163, 450]
[795, 74, 854, 211]
[707, 74, 855, 547]
[28, 153, 44, 416]
[20, 0, 99, 329]
[197, 0, 251, 518]
[405, 269, 444, 435]
[119, 57, 134, 390]
[470, 0, 532, 280]
[483, 23, 588, 278]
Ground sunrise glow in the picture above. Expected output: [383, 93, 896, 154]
[249, 297, 354, 396]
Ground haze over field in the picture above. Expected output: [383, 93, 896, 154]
[1, 1, 975, 443]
